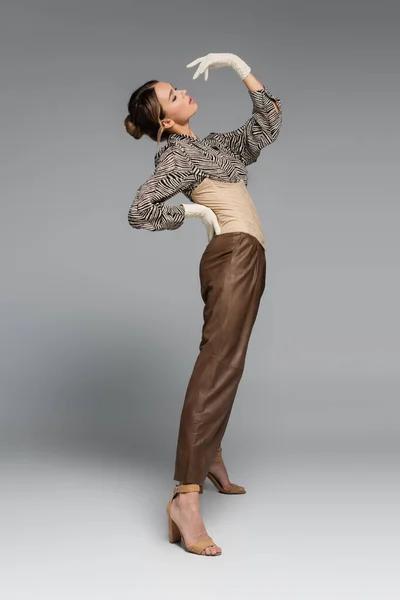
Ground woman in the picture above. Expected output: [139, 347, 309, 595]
[124, 52, 282, 556]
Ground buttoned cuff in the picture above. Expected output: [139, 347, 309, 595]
[248, 86, 280, 109]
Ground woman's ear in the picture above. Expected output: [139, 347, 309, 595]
[162, 118, 175, 130]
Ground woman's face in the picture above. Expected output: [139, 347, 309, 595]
[154, 81, 198, 130]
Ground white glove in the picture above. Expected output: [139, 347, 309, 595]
[181, 203, 221, 242]
[186, 52, 251, 81]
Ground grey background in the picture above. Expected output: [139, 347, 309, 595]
[0, 0, 398, 598]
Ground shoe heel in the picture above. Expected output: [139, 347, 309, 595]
[166, 501, 181, 544]
[207, 472, 222, 492]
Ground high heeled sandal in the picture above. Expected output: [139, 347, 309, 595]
[166, 483, 221, 556]
[206, 447, 246, 494]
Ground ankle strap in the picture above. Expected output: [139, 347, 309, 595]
[173, 483, 203, 496]
[214, 446, 222, 461]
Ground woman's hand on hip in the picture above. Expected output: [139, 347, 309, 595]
[181, 203, 221, 242]
[186, 53, 251, 81]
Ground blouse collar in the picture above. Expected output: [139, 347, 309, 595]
[168, 132, 199, 142]
[154, 132, 200, 166]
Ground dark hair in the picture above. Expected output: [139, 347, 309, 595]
[124, 79, 170, 144]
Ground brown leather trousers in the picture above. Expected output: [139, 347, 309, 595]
[173, 231, 267, 486]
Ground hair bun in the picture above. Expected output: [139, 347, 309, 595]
[124, 114, 143, 139]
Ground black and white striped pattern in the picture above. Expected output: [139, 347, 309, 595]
[128, 86, 282, 232]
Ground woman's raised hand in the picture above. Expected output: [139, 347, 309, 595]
[186, 53, 251, 81]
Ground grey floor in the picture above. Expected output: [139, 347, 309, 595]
[1, 441, 398, 600]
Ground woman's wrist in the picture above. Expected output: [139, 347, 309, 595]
[230, 54, 251, 80]
[180, 203, 207, 219]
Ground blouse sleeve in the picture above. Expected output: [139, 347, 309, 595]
[204, 86, 283, 167]
[128, 149, 194, 232]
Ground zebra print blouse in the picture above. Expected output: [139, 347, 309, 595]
[128, 85, 282, 232]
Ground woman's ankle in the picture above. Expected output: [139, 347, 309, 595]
[173, 490, 199, 506]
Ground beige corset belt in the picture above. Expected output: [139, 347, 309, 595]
[190, 177, 266, 250]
